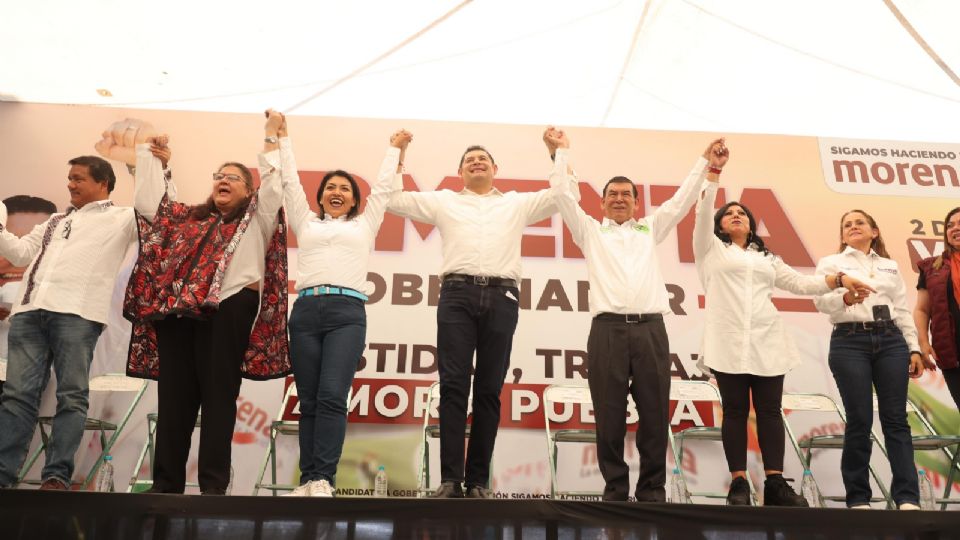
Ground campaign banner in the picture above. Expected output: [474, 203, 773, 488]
[0, 103, 956, 502]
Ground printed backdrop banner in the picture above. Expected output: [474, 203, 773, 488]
[0, 103, 956, 501]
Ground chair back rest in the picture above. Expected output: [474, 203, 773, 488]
[781, 393, 841, 412]
[543, 384, 592, 405]
[89, 373, 147, 392]
[670, 380, 722, 403]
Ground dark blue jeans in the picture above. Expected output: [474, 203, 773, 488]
[0, 310, 103, 487]
[436, 280, 519, 488]
[828, 324, 919, 507]
[288, 294, 366, 486]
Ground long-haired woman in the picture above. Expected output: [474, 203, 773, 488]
[813, 209, 924, 510]
[694, 163, 871, 506]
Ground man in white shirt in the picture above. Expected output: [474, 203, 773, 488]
[388, 142, 574, 498]
[0, 196, 58, 397]
[0, 156, 138, 490]
[545, 127, 726, 502]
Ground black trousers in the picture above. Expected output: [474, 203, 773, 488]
[713, 370, 785, 472]
[586, 314, 670, 502]
[436, 280, 519, 487]
[152, 288, 259, 493]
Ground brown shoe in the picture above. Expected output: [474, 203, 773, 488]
[39, 478, 69, 491]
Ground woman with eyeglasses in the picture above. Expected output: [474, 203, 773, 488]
[277, 118, 408, 497]
[813, 210, 924, 510]
[913, 207, 960, 409]
[120, 110, 290, 495]
[694, 153, 873, 507]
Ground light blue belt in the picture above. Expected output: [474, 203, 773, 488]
[298, 285, 369, 302]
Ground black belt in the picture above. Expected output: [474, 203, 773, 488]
[594, 313, 663, 324]
[834, 320, 896, 332]
[443, 273, 517, 288]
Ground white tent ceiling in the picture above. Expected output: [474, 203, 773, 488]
[3, 0, 960, 142]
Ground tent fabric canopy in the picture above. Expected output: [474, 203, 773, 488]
[3, 0, 959, 142]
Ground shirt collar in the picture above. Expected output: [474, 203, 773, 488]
[841, 245, 878, 258]
[601, 217, 637, 228]
[70, 199, 113, 213]
[459, 187, 503, 197]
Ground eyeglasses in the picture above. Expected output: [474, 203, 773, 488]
[212, 173, 245, 183]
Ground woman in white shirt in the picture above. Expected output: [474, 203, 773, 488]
[694, 168, 871, 507]
[279, 120, 407, 497]
[813, 210, 924, 510]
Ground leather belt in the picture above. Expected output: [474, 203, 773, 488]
[594, 313, 663, 324]
[298, 285, 369, 302]
[443, 273, 517, 288]
[834, 320, 896, 332]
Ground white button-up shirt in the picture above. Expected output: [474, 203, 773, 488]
[387, 159, 570, 282]
[694, 182, 829, 376]
[814, 246, 921, 351]
[551, 149, 708, 316]
[280, 138, 401, 294]
[134, 143, 282, 302]
[0, 199, 137, 325]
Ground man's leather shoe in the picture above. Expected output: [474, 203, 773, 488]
[634, 487, 666, 503]
[430, 481, 464, 498]
[466, 485, 494, 499]
[39, 478, 69, 491]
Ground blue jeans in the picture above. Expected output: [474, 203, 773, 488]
[288, 294, 366, 486]
[0, 310, 103, 487]
[828, 324, 919, 507]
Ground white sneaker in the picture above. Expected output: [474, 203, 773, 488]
[850, 504, 871, 509]
[282, 483, 313, 497]
[310, 479, 335, 497]
[898, 502, 921, 511]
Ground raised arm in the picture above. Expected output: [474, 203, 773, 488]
[693, 181, 721, 261]
[0, 201, 46, 266]
[253, 109, 284, 219]
[361, 130, 409, 237]
[96, 119, 176, 221]
[650, 138, 727, 244]
[544, 127, 591, 247]
[276, 121, 314, 238]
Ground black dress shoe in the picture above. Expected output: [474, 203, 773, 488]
[763, 475, 808, 507]
[430, 481, 464, 498]
[634, 487, 666, 503]
[726, 476, 751, 506]
[465, 485, 494, 499]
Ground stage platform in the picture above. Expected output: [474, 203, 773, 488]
[0, 490, 955, 539]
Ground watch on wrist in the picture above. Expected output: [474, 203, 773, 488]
[264, 136, 279, 144]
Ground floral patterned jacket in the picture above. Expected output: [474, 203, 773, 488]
[124, 192, 291, 380]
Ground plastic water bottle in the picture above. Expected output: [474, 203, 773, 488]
[225, 465, 235, 496]
[800, 469, 824, 508]
[670, 467, 687, 504]
[374, 465, 388, 497]
[95, 455, 115, 492]
[918, 469, 935, 510]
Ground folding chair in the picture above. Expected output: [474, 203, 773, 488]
[127, 413, 202, 492]
[417, 381, 490, 496]
[253, 382, 298, 495]
[542, 384, 603, 499]
[668, 379, 758, 504]
[780, 392, 893, 508]
[251, 382, 354, 495]
[904, 398, 960, 510]
[18, 373, 148, 489]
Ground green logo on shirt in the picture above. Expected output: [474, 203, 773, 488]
[634, 224, 649, 233]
